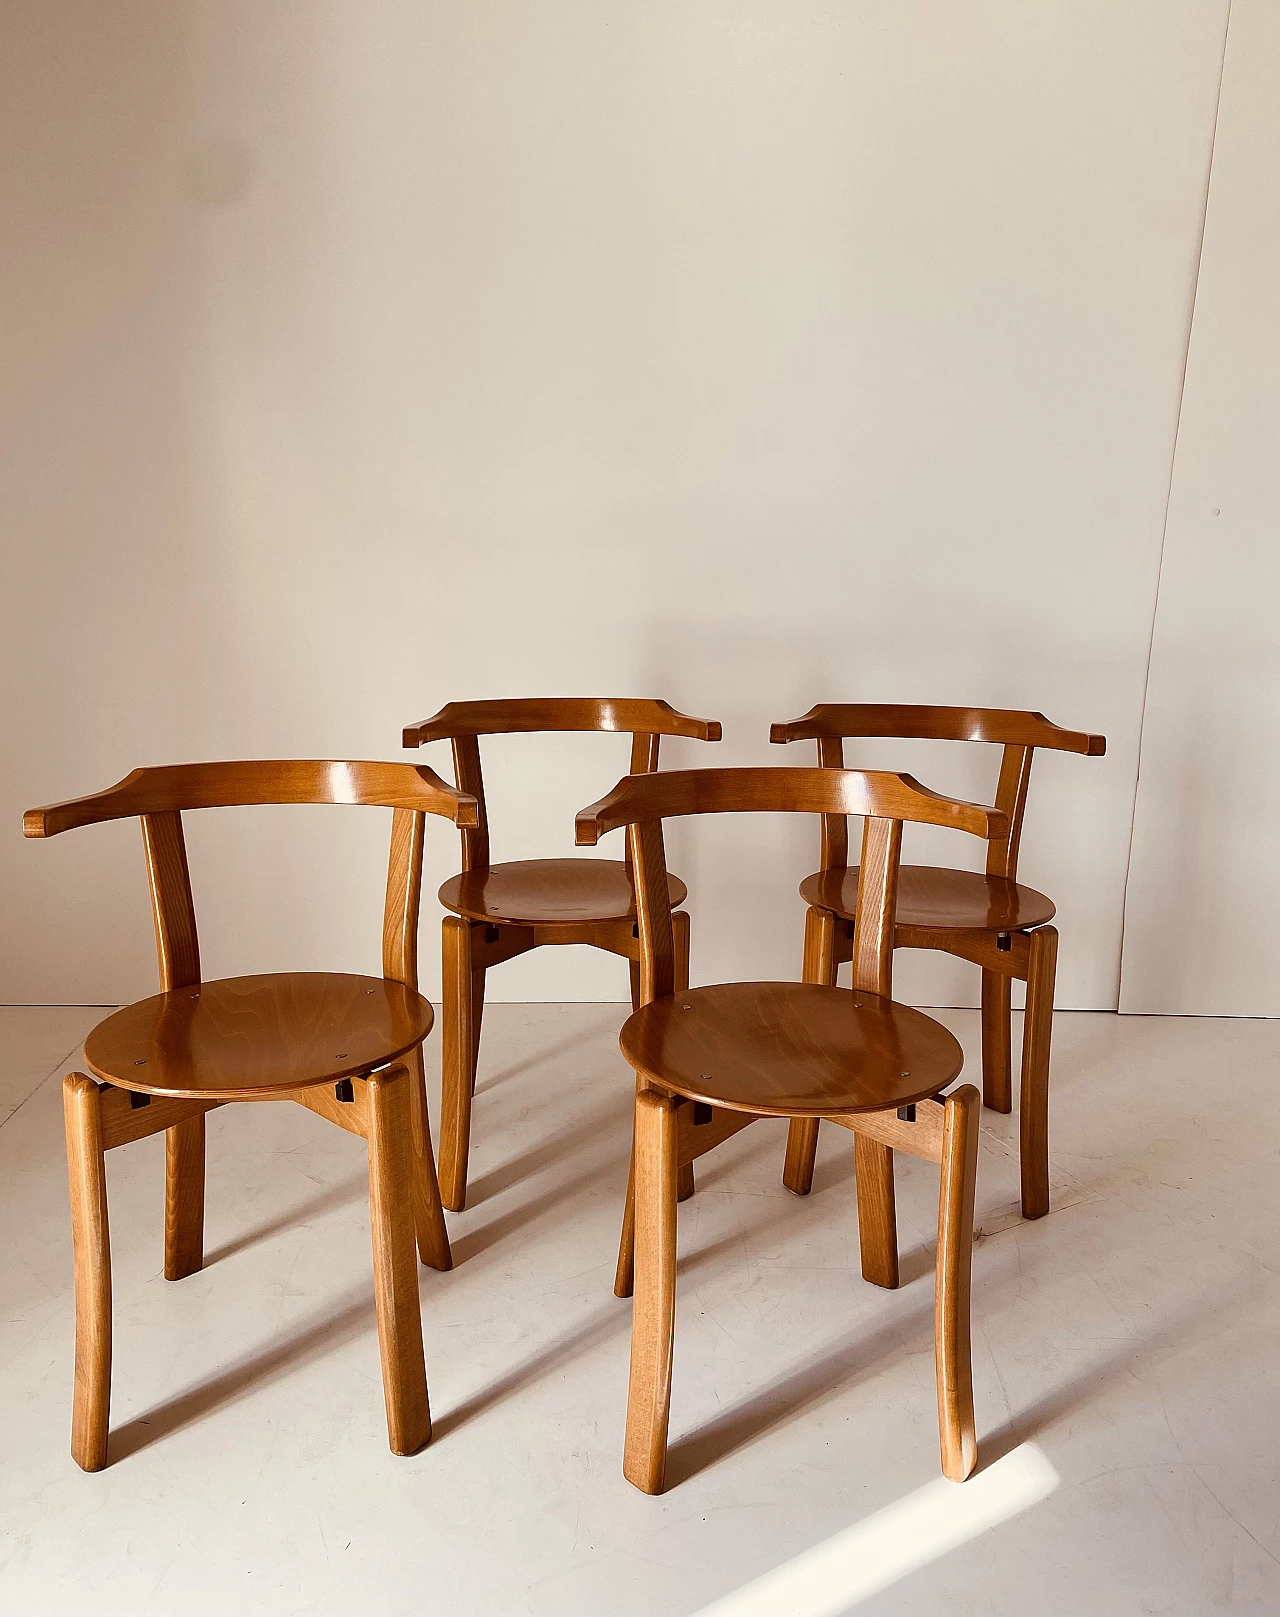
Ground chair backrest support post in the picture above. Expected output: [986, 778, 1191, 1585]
[25, 761, 475, 996]
[403, 699, 721, 877]
[578, 767, 1005, 1010]
[771, 705, 1105, 885]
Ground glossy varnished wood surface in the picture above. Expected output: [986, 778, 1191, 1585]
[799, 863, 1056, 933]
[770, 703, 1106, 754]
[403, 697, 722, 748]
[578, 768, 1006, 846]
[440, 859, 688, 927]
[619, 983, 963, 1117]
[401, 698, 721, 1218]
[24, 759, 477, 837]
[84, 973, 434, 1100]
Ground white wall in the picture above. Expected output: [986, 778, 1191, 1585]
[1119, 0, 1280, 1016]
[1, 2, 1229, 1009]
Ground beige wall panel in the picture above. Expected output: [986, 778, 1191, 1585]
[1120, 1, 1280, 1016]
[2, 3, 1226, 1006]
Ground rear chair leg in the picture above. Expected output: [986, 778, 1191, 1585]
[623, 1091, 679, 1494]
[783, 906, 837, 1195]
[854, 1135, 899, 1289]
[936, 1085, 980, 1481]
[366, 1064, 431, 1456]
[64, 1075, 112, 1472]
[1020, 925, 1058, 1220]
[980, 967, 1013, 1114]
[406, 1046, 452, 1271]
[470, 964, 486, 1094]
[672, 911, 695, 1202]
[614, 1142, 637, 1299]
[439, 915, 477, 1212]
[164, 1115, 206, 1281]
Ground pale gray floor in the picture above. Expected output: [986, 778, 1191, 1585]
[1, 1001, 1277, 1616]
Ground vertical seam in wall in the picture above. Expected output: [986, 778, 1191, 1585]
[1115, 0, 1233, 1013]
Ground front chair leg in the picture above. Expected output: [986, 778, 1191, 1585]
[783, 906, 838, 1195]
[623, 1091, 679, 1494]
[366, 1064, 431, 1456]
[935, 1085, 981, 1481]
[979, 967, 1013, 1114]
[64, 1075, 112, 1472]
[1020, 925, 1058, 1220]
[405, 1047, 452, 1272]
[439, 915, 477, 1211]
[854, 1134, 899, 1288]
[164, 1115, 206, 1281]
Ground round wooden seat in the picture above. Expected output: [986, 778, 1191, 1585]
[799, 863, 1056, 933]
[84, 972, 434, 1101]
[439, 858, 688, 927]
[620, 982, 963, 1117]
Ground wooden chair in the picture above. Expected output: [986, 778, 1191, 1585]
[769, 705, 1105, 1219]
[576, 765, 1005, 1493]
[23, 760, 477, 1471]
[402, 699, 721, 1211]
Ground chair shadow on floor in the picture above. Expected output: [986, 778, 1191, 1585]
[448, 1160, 614, 1265]
[972, 1281, 1239, 1477]
[203, 1173, 369, 1267]
[471, 1019, 625, 1097]
[462, 1095, 631, 1205]
[431, 1299, 628, 1442]
[108, 1288, 378, 1463]
[665, 1275, 1240, 1491]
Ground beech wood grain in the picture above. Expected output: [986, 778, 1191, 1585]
[772, 703, 1103, 1222]
[621, 984, 961, 1117]
[409, 697, 719, 1211]
[25, 757, 469, 1468]
[404, 697, 721, 747]
[595, 763, 992, 1494]
[441, 859, 688, 928]
[799, 865, 1056, 934]
[84, 973, 434, 1101]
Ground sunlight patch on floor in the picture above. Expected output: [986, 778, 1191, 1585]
[691, 1444, 1060, 1617]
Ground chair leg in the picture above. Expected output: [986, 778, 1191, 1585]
[406, 1046, 452, 1272]
[470, 964, 486, 1095]
[980, 968, 1013, 1114]
[935, 1084, 981, 1481]
[628, 960, 642, 1012]
[366, 1064, 431, 1456]
[672, 909, 690, 993]
[854, 1134, 899, 1288]
[164, 1116, 206, 1281]
[614, 1140, 637, 1299]
[440, 914, 477, 1212]
[623, 1091, 679, 1494]
[672, 910, 695, 1203]
[1020, 924, 1058, 1220]
[783, 906, 838, 1196]
[63, 1075, 112, 1472]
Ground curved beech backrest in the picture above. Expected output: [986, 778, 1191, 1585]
[403, 698, 722, 873]
[23, 760, 478, 838]
[770, 704, 1104, 882]
[24, 762, 478, 996]
[770, 704, 1104, 754]
[575, 767, 1004, 844]
[403, 698, 721, 747]
[577, 768, 1007, 1003]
